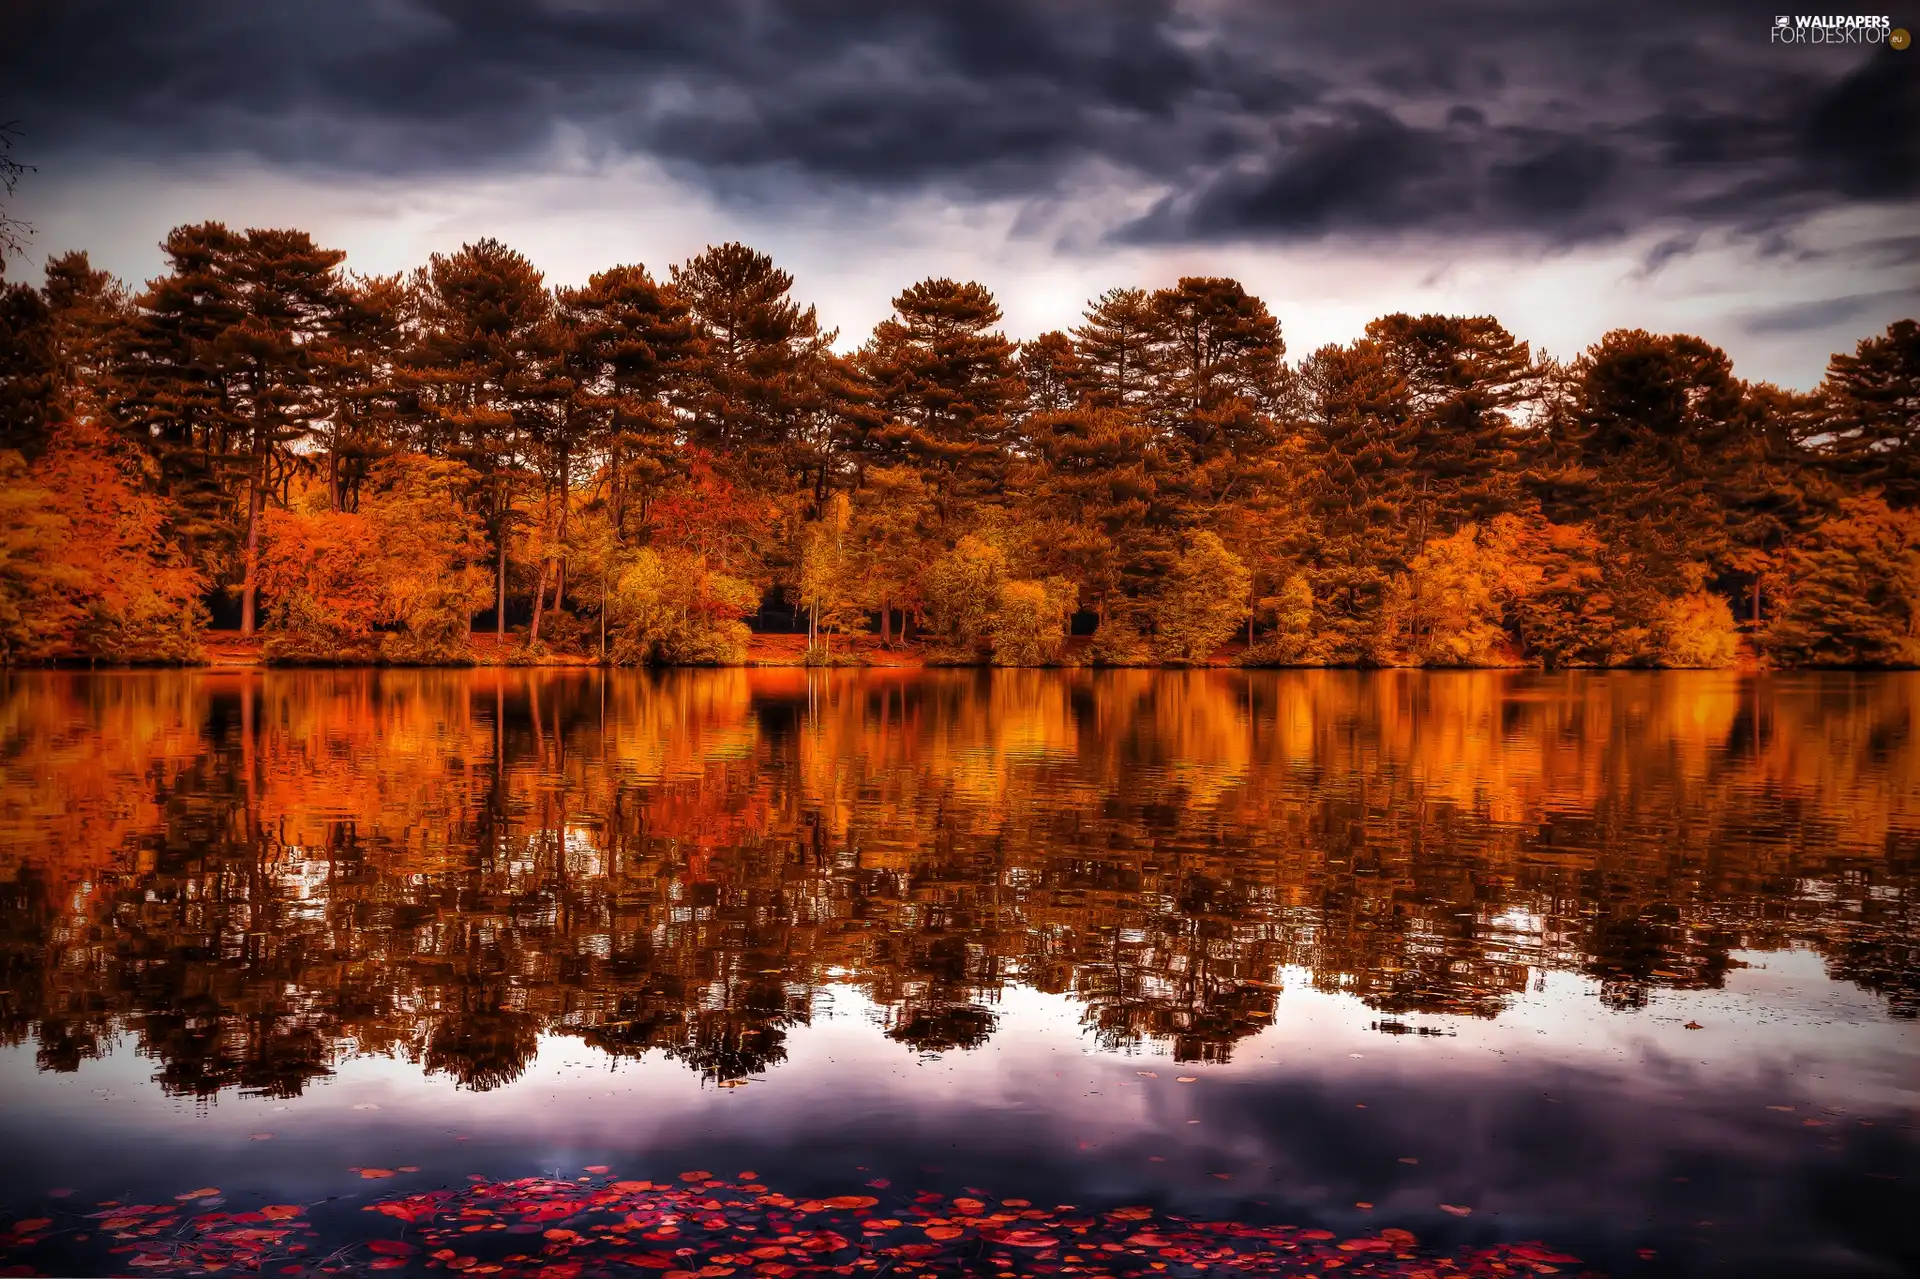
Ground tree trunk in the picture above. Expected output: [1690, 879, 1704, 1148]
[554, 483, 569, 612]
[881, 601, 892, 647]
[240, 450, 265, 638]
[530, 557, 551, 642]
[328, 449, 340, 513]
[496, 530, 508, 642]
[1752, 579, 1762, 625]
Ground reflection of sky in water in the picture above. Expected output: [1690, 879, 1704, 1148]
[4, 954, 1915, 1276]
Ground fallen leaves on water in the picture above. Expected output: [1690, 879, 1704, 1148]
[1684, 1021, 1703, 1030]
[0, 1166, 1594, 1278]
[1176, 1076, 1198, 1083]
[4, 1200, 319, 1274]
[1439, 1204, 1474, 1216]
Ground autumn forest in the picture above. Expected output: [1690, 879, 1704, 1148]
[1, 228, 1916, 669]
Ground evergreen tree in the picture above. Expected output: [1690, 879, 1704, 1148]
[559, 263, 702, 538]
[1821, 318, 1920, 508]
[860, 278, 1022, 530]
[1018, 330, 1082, 415]
[1765, 496, 1920, 666]
[1147, 276, 1284, 463]
[1295, 336, 1415, 656]
[407, 238, 551, 639]
[3, 207, 1916, 672]
[1071, 287, 1161, 409]
[112, 223, 252, 576]
[1535, 329, 1747, 657]
[1013, 406, 1156, 629]
[314, 272, 407, 512]
[1365, 312, 1532, 533]
[0, 267, 52, 453]
[220, 228, 348, 635]
[671, 242, 819, 467]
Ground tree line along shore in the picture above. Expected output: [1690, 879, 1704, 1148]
[1, 227, 1915, 669]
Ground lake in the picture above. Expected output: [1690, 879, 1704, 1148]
[0, 668, 1915, 1278]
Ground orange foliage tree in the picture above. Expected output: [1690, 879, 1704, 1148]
[0, 421, 204, 663]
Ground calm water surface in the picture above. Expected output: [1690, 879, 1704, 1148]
[0, 669, 1916, 1277]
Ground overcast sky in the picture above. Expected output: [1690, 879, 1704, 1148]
[4, 0, 1915, 387]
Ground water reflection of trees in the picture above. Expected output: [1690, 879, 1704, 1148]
[0, 668, 1914, 1098]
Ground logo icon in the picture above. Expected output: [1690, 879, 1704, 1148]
[1893, 26, 1911, 48]
[1775, 14, 1790, 24]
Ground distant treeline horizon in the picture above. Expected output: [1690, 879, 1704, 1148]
[0, 226, 1915, 668]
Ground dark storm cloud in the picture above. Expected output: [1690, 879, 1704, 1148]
[3, 0, 1914, 252]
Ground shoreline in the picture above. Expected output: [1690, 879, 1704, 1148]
[11, 632, 1899, 672]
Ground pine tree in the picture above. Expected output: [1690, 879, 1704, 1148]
[1013, 406, 1156, 630]
[1147, 276, 1284, 462]
[671, 242, 820, 468]
[0, 267, 52, 453]
[112, 223, 252, 577]
[407, 238, 551, 639]
[1820, 318, 1920, 508]
[1535, 329, 1746, 656]
[314, 272, 407, 512]
[1765, 495, 1920, 666]
[1295, 336, 1414, 656]
[1364, 312, 1532, 533]
[859, 278, 1022, 531]
[558, 263, 702, 538]
[1714, 381, 1820, 626]
[220, 228, 348, 635]
[1018, 330, 1082, 415]
[1071, 287, 1161, 409]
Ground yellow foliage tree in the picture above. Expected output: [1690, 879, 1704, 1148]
[607, 548, 760, 665]
[1241, 571, 1315, 665]
[796, 493, 865, 656]
[1377, 523, 1511, 666]
[1151, 531, 1251, 662]
[989, 576, 1078, 665]
[1652, 591, 1741, 668]
[923, 534, 1008, 657]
